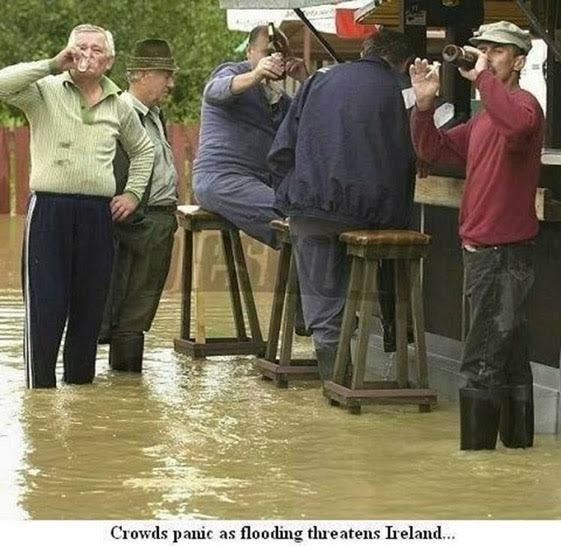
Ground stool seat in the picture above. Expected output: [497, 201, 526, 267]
[174, 205, 265, 359]
[176, 205, 236, 231]
[341, 230, 432, 260]
[340, 230, 431, 246]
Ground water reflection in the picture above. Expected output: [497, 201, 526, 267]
[1, 216, 561, 520]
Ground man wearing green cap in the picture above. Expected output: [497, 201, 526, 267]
[101, 39, 179, 372]
[410, 21, 544, 450]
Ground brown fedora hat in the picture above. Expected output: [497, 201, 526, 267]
[127, 38, 179, 71]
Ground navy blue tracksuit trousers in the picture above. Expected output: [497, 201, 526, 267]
[22, 192, 113, 388]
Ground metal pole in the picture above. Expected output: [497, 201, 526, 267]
[293, 8, 343, 63]
[515, 0, 561, 62]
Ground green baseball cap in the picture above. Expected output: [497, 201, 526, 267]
[469, 21, 532, 54]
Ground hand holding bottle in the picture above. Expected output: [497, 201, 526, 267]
[252, 54, 285, 83]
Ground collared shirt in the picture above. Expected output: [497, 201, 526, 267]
[0, 59, 154, 200]
[122, 91, 177, 206]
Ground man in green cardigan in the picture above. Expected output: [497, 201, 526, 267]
[0, 24, 154, 388]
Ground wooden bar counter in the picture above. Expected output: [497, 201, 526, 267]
[414, 175, 561, 222]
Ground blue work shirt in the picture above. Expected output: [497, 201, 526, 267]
[194, 60, 291, 184]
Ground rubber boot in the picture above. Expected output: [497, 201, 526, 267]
[459, 387, 501, 450]
[499, 384, 534, 449]
[314, 344, 337, 383]
[109, 332, 144, 373]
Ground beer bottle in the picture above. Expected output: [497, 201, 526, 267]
[267, 22, 284, 56]
[267, 22, 286, 80]
[442, 44, 477, 69]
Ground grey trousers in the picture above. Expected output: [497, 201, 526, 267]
[193, 171, 282, 249]
[289, 217, 366, 347]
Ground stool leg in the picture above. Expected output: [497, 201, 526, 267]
[193, 230, 206, 344]
[179, 227, 193, 341]
[395, 260, 409, 388]
[278, 254, 298, 367]
[410, 259, 429, 388]
[332, 257, 364, 386]
[221, 230, 247, 340]
[264, 241, 291, 361]
[231, 231, 263, 345]
[352, 259, 378, 390]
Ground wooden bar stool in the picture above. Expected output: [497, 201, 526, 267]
[254, 219, 318, 387]
[323, 230, 437, 414]
[173, 205, 266, 359]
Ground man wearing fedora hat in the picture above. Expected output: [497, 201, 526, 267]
[0, 24, 154, 388]
[410, 21, 544, 450]
[101, 38, 179, 372]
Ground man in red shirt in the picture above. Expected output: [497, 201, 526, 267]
[410, 21, 544, 450]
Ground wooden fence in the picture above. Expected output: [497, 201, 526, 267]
[0, 122, 199, 215]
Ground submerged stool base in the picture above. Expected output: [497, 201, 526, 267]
[175, 338, 266, 359]
[254, 219, 318, 387]
[255, 359, 319, 388]
[324, 382, 436, 415]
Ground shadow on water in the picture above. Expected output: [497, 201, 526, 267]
[1, 215, 561, 520]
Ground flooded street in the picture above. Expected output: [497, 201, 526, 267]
[1, 215, 561, 520]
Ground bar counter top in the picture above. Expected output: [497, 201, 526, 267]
[414, 175, 561, 222]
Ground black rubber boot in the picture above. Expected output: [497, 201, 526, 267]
[500, 384, 534, 449]
[314, 344, 337, 383]
[459, 387, 501, 450]
[109, 332, 144, 373]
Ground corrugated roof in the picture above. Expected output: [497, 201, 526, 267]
[355, 0, 529, 28]
[220, 0, 344, 8]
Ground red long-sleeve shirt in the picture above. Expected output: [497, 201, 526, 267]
[411, 70, 545, 246]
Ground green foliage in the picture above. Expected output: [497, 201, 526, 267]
[0, 0, 245, 122]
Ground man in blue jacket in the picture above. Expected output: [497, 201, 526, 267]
[268, 29, 416, 382]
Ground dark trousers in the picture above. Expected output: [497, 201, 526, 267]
[461, 241, 535, 389]
[289, 217, 363, 348]
[289, 217, 396, 350]
[22, 192, 113, 388]
[101, 207, 177, 335]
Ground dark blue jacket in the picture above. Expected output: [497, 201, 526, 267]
[268, 55, 416, 228]
[194, 60, 291, 183]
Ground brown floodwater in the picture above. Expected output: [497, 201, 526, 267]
[1, 215, 561, 520]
